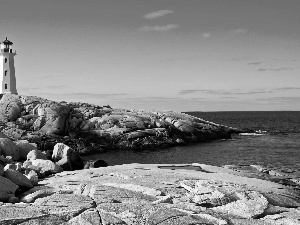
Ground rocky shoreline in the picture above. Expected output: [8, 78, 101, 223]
[0, 93, 242, 154]
[1, 163, 300, 224]
[2, 94, 298, 224]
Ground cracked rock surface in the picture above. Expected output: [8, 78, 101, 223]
[0, 94, 236, 154]
[1, 163, 300, 224]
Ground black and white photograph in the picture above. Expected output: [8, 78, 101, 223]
[0, 0, 300, 224]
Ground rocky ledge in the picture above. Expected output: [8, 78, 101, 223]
[1, 163, 300, 224]
[2, 94, 290, 224]
[0, 93, 236, 154]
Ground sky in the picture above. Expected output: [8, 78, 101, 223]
[1, 0, 299, 112]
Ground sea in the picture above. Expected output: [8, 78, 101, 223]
[87, 111, 300, 175]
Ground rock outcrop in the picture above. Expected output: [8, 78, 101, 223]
[0, 94, 235, 153]
[0, 176, 19, 202]
[52, 143, 84, 170]
[2, 94, 280, 224]
[1, 163, 300, 224]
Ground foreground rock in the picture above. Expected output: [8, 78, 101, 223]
[1, 163, 300, 224]
[0, 94, 235, 152]
[52, 143, 84, 170]
[0, 176, 19, 202]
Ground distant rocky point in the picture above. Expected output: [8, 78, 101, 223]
[0, 93, 238, 155]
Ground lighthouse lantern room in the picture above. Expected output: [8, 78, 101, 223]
[0, 37, 18, 95]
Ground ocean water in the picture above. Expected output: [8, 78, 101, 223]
[86, 111, 300, 174]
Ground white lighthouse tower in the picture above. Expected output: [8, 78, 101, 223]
[0, 37, 18, 95]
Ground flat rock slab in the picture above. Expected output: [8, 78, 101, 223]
[2, 163, 300, 224]
[82, 184, 157, 204]
[0, 194, 95, 224]
[68, 208, 102, 225]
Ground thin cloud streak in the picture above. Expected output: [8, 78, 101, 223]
[257, 97, 300, 102]
[258, 67, 293, 72]
[144, 10, 174, 19]
[179, 87, 300, 95]
[179, 89, 273, 95]
[273, 87, 300, 91]
[248, 62, 262, 65]
[139, 24, 179, 32]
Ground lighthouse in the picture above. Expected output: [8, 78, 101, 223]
[0, 37, 18, 95]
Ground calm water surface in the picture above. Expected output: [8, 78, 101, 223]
[86, 111, 300, 173]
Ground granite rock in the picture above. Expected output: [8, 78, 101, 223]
[0, 94, 235, 151]
[4, 169, 33, 188]
[15, 140, 37, 160]
[52, 143, 83, 171]
[0, 94, 21, 122]
[1, 163, 300, 224]
[0, 176, 19, 202]
[31, 159, 63, 175]
[27, 149, 48, 161]
[0, 138, 20, 161]
[25, 170, 39, 186]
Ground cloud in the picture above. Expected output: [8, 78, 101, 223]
[139, 24, 179, 32]
[179, 87, 300, 96]
[258, 67, 293, 72]
[139, 96, 180, 100]
[221, 97, 238, 99]
[179, 89, 273, 95]
[248, 62, 262, 65]
[257, 97, 300, 102]
[202, 33, 211, 39]
[273, 87, 300, 91]
[144, 10, 174, 19]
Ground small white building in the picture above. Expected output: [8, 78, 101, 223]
[0, 37, 18, 95]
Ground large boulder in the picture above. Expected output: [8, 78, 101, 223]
[84, 159, 109, 169]
[15, 140, 37, 160]
[0, 176, 19, 202]
[25, 170, 39, 186]
[27, 149, 48, 161]
[0, 138, 20, 161]
[32, 102, 70, 135]
[4, 169, 33, 188]
[52, 143, 83, 170]
[31, 159, 63, 175]
[0, 161, 4, 176]
[212, 191, 269, 218]
[0, 94, 21, 122]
